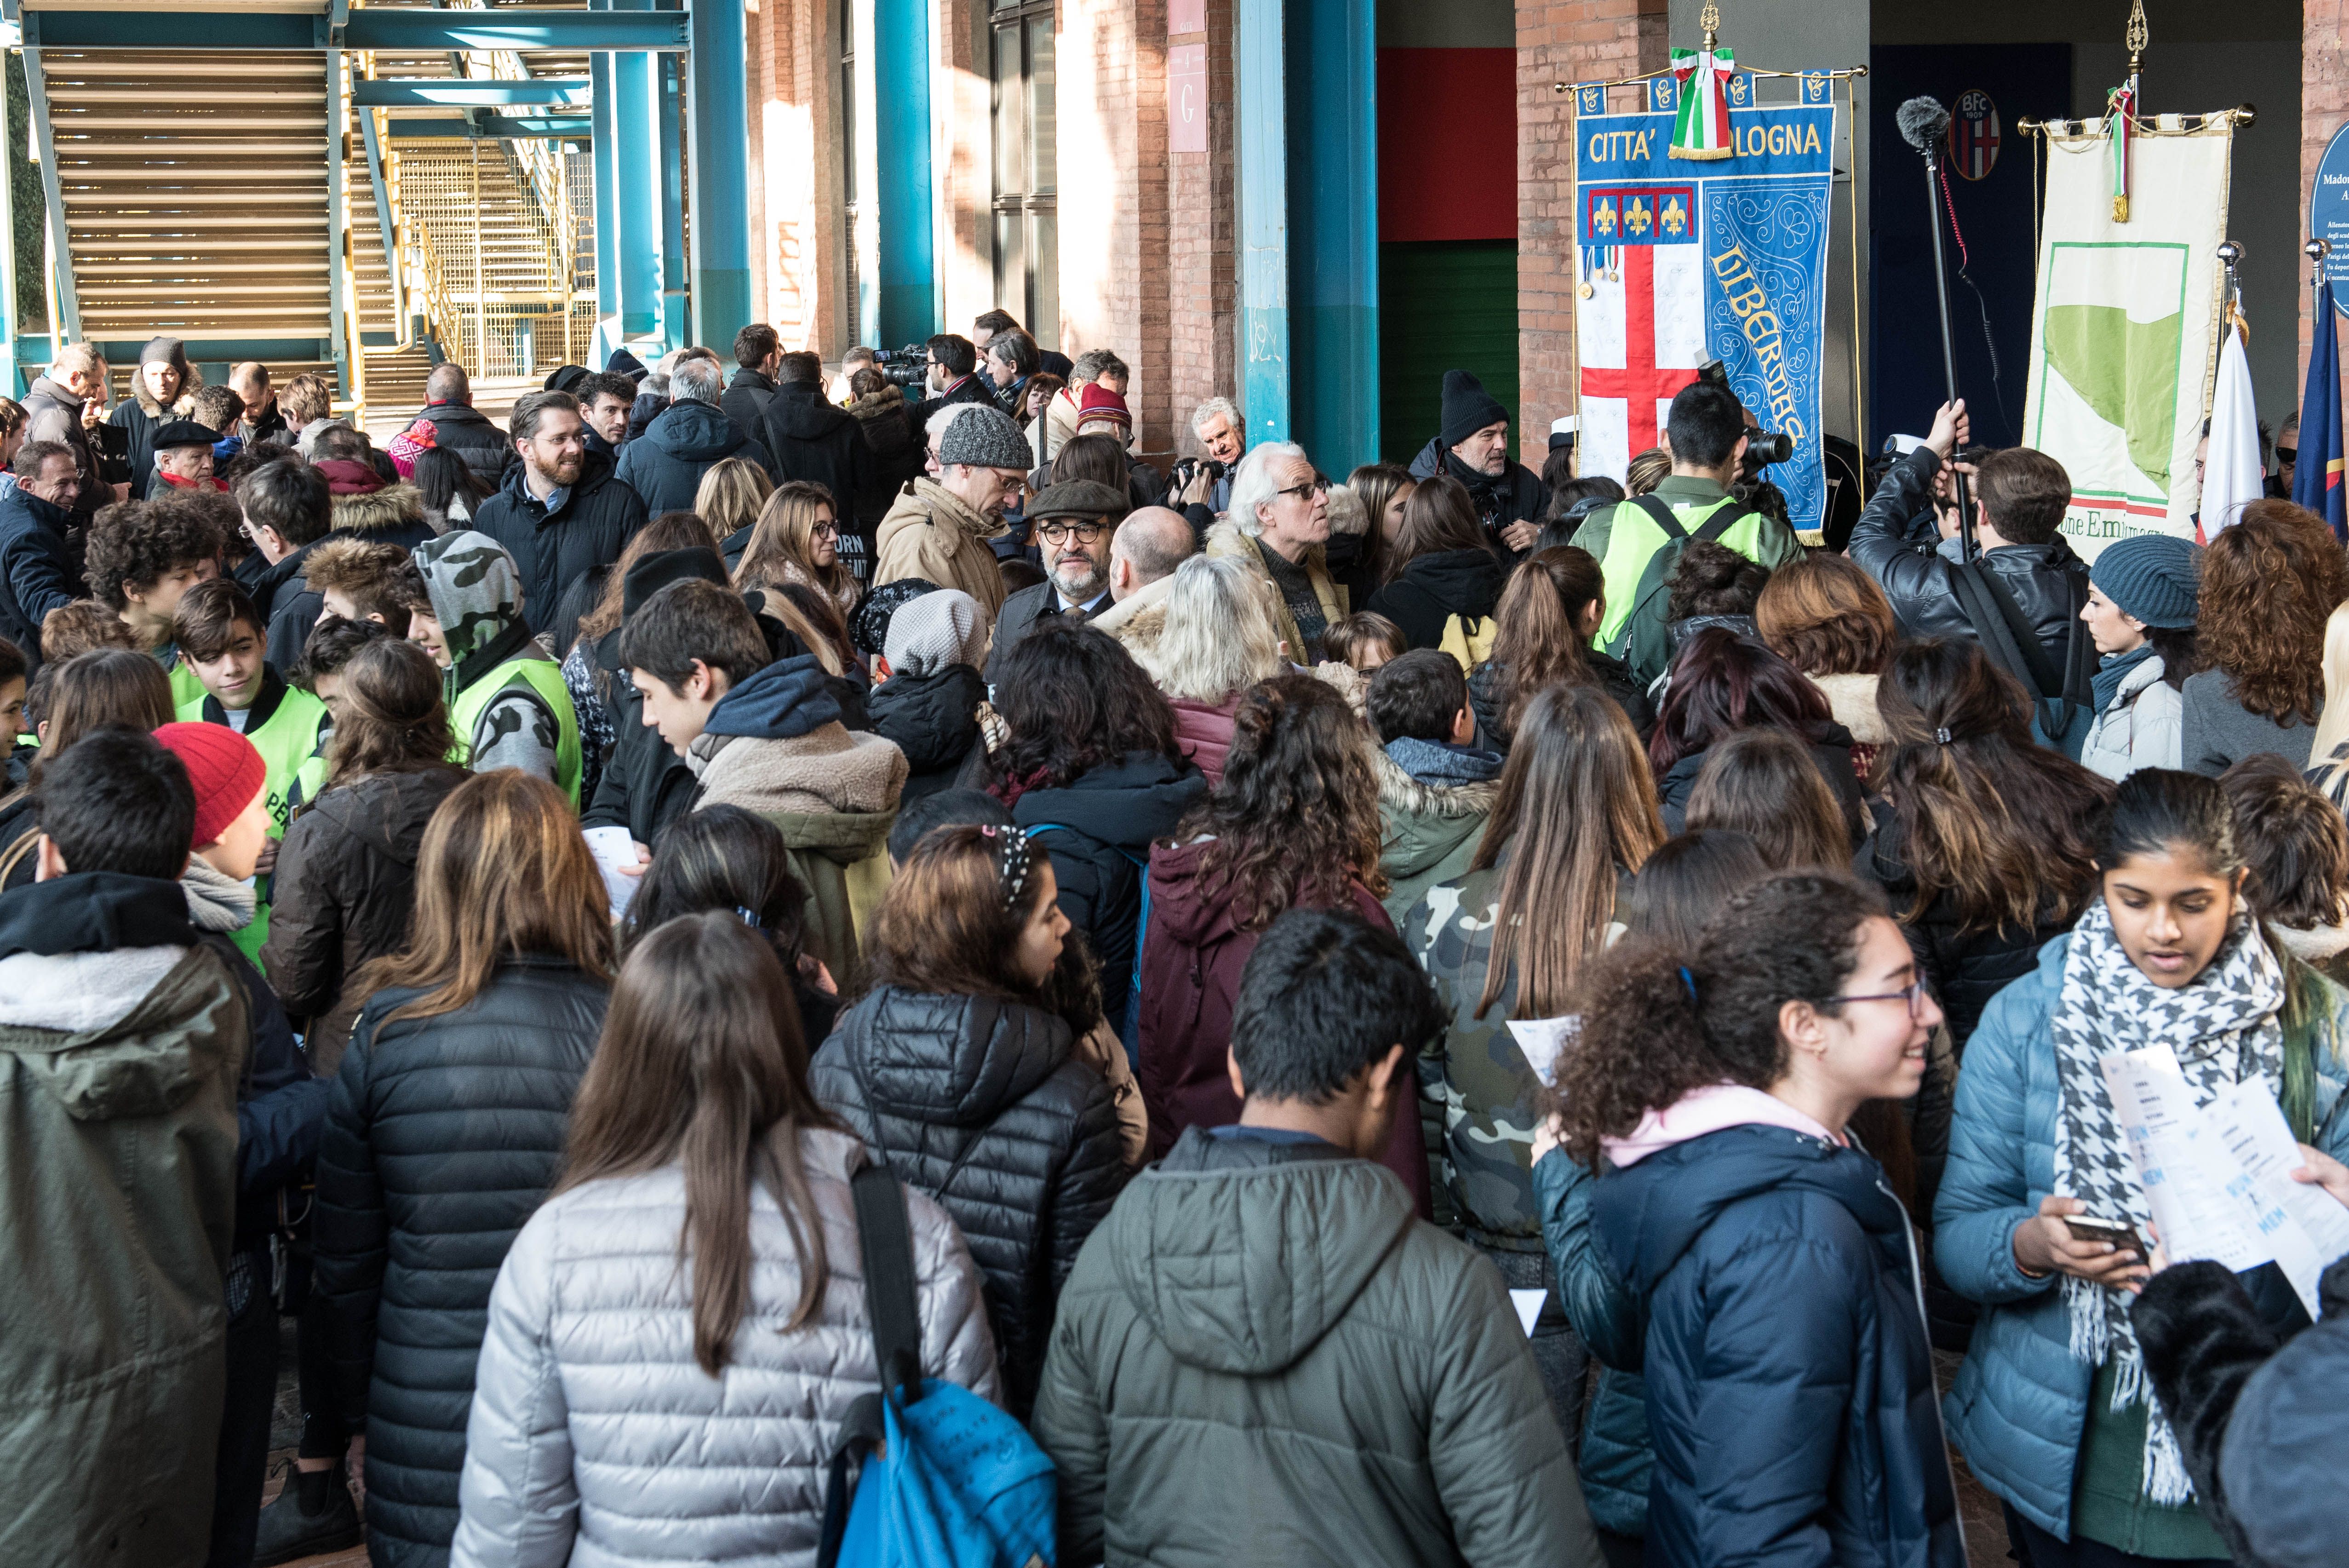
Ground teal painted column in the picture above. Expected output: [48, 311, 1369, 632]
[686, 0, 752, 349]
[590, 46, 617, 327]
[657, 54, 688, 349]
[1235, 0, 1288, 449]
[1283, 0, 1375, 475]
[872, 0, 934, 346]
[612, 20, 659, 338]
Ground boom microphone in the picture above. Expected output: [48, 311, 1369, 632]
[1896, 95, 1952, 155]
[1896, 95, 1978, 561]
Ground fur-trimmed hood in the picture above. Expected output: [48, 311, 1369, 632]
[1374, 745, 1501, 820]
[131, 335, 201, 418]
[332, 481, 427, 535]
[844, 383, 907, 423]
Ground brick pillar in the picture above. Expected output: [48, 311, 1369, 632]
[1167, 0, 1235, 458]
[745, 0, 847, 351]
[1516, 0, 1667, 469]
[2303, 0, 2348, 399]
[1061, 0, 1175, 454]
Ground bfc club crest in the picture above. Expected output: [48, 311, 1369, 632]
[1953, 89, 2000, 181]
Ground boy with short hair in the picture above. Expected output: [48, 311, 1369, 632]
[172, 577, 330, 957]
[395, 530, 582, 801]
[1365, 648, 1504, 921]
[231, 457, 334, 661]
[302, 537, 413, 635]
[85, 494, 225, 708]
[288, 614, 390, 716]
[1033, 907, 1600, 1568]
[0, 725, 253, 1567]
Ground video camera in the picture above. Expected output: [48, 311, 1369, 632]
[1695, 359, 1793, 467]
[871, 343, 930, 390]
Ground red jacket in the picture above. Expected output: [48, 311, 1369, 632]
[1168, 695, 1238, 787]
[1136, 837, 1433, 1218]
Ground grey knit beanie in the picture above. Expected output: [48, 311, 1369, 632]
[937, 405, 1033, 472]
[886, 587, 985, 677]
[2088, 533, 2200, 629]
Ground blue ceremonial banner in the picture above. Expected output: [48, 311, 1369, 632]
[2295, 278, 2346, 541]
[1573, 103, 1837, 528]
[1577, 83, 1605, 116]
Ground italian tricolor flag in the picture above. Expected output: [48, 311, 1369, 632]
[1669, 46, 1735, 160]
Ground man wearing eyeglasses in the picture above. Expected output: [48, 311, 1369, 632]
[984, 479, 1132, 681]
[903, 332, 995, 446]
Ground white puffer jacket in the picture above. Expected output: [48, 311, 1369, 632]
[2078, 652, 2184, 781]
[450, 1127, 1000, 1568]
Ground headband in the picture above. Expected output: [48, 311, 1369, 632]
[980, 824, 1035, 909]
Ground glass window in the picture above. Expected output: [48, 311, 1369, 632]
[991, 0, 1057, 349]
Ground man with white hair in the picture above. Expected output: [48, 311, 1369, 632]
[1172, 395, 1246, 524]
[616, 353, 779, 514]
[1202, 440, 1344, 663]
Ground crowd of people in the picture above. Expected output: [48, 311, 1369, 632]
[8, 315, 2349, 1568]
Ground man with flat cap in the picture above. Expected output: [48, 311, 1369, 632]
[151, 419, 228, 493]
[985, 477, 1131, 681]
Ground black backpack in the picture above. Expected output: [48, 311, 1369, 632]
[1607, 494, 1746, 688]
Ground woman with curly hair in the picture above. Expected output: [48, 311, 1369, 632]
[1649, 625, 1864, 836]
[1535, 872, 1959, 1568]
[991, 618, 1208, 1044]
[2181, 498, 2349, 774]
[1857, 637, 2111, 1054]
[1468, 545, 1650, 749]
[1137, 673, 1430, 1213]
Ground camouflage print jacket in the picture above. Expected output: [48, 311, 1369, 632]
[1403, 866, 1548, 1252]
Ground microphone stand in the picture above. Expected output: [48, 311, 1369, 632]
[1921, 144, 1977, 562]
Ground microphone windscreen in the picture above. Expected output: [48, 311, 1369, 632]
[1897, 96, 1952, 153]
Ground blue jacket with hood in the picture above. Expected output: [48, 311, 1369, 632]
[1591, 1121, 1966, 1568]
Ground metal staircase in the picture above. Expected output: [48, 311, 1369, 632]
[32, 47, 339, 388]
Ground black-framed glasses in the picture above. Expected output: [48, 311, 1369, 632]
[1820, 979, 1931, 1019]
[2279, 446, 2298, 463]
[1275, 477, 1330, 502]
[1034, 519, 1106, 544]
[811, 520, 839, 539]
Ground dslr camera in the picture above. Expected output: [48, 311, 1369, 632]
[1695, 359, 1793, 467]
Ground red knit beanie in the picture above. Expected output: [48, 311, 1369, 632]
[1077, 383, 1132, 429]
[153, 722, 267, 848]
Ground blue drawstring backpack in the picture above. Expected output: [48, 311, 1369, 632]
[816, 1162, 1057, 1568]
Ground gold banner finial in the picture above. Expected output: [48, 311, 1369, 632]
[2126, 0, 2148, 78]
[1701, 3, 1720, 50]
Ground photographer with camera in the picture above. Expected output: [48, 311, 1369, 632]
[903, 333, 996, 444]
[1571, 377, 1805, 687]
[1167, 396, 1247, 527]
[1404, 370, 1546, 561]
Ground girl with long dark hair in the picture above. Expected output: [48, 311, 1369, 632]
[1940, 769, 2349, 1566]
[1469, 545, 1650, 747]
[451, 913, 998, 1564]
[311, 770, 614, 1567]
[811, 823, 1130, 1417]
[1649, 626, 1864, 834]
[1364, 473, 1506, 652]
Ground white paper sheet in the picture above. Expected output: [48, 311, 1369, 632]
[1508, 1016, 1580, 1088]
[583, 825, 642, 923]
[2097, 1047, 2275, 1274]
[2206, 1078, 2349, 1318]
[1509, 1289, 1546, 1338]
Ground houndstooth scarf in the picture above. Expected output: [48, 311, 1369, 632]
[2049, 899, 2286, 1505]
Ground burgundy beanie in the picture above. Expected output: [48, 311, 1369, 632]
[153, 722, 267, 848]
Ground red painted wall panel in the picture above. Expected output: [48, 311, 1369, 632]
[1376, 47, 1516, 243]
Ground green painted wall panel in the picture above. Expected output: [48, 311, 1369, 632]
[1377, 238, 1516, 465]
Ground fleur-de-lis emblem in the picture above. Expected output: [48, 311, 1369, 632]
[1626, 198, 1653, 236]
[1660, 196, 1686, 235]
[1593, 199, 1618, 237]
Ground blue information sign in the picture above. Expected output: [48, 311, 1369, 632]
[2313, 119, 2349, 316]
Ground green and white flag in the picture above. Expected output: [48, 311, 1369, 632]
[1668, 46, 1735, 160]
[2022, 116, 2234, 555]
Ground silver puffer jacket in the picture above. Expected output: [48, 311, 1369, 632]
[450, 1127, 1000, 1568]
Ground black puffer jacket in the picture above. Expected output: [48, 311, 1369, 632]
[470, 449, 650, 636]
[759, 381, 874, 521]
[1856, 800, 2071, 1054]
[1364, 546, 1508, 652]
[1468, 652, 1654, 750]
[718, 366, 777, 438]
[412, 401, 516, 489]
[614, 398, 777, 515]
[867, 664, 983, 802]
[1406, 437, 1546, 560]
[810, 985, 1129, 1418]
[1848, 446, 2087, 661]
[1010, 751, 1210, 1045]
[312, 957, 608, 1568]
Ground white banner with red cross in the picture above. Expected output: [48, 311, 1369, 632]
[1571, 96, 1837, 526]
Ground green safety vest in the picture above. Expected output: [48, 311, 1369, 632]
[165, 653, 206, 714]
[1592, 493, 1781, 649]
[448, 655, 584, 807]
[173, 679, 330, 962]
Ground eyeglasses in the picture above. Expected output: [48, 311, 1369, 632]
[1274, 477, 1331, 502]
[811, 521, 839, 539]
[1034, 519, 1106, 544]
[2279, 446, 2298, 463]
[1820, 979, 1932, 1019]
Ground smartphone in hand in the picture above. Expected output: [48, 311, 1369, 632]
[2063, 1216, 2147, 1255]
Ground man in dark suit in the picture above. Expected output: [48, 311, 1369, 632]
[983, 479, 1129, 682]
